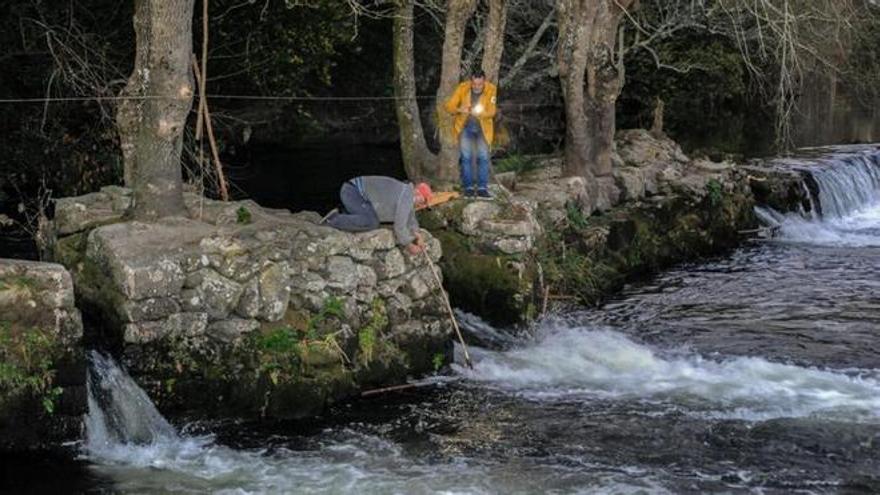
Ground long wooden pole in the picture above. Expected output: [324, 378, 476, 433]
[191, 56, 229, 201]
[422, 249, 473, 369]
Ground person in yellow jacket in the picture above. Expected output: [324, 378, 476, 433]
[444, 69, 498, 198]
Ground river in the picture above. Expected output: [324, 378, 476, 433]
[4, 146, 880, 494]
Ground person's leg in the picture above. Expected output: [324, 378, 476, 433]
[326, 182, 380, 232]
[459, 131, 474, 195]
[476, 132, 491, 195]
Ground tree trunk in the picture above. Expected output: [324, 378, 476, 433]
[481, 0, 507, 83]
[557, 0, 634, 178]
[650, 96, 665, 137]
[557, 0, 593, 178]
[393, 0, 434, 180]
[434, 0, 478, 185]
[117, 0, 195, 220]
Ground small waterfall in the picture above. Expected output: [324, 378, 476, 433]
[757, 147, 880, 246]
[85, 351, 178, 453]
[800, 151, 880, 218]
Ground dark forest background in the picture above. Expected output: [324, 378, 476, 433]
[1, 0, 878, 257]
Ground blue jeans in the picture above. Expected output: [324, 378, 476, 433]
[326, 182, 379, 232]
[459, 127, 490, 192]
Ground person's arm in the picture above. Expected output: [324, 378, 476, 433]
[393, 186, 417, 247]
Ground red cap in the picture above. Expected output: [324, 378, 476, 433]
[415, 182, 433, 203]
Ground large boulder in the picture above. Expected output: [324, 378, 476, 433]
[0, 259, 84, 450]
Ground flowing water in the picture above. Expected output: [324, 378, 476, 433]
[7, 146, 880, 494]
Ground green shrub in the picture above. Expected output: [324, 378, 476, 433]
[0, 322, 63, 414]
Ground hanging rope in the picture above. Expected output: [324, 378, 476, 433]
[0, 94, 553, 105]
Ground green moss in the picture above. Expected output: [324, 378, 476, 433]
[52, 232, 87, 267]
[434, 229, 526, 325]
[432, 352, 445, 372]
[236, 206, 253, 224]
[494, 153, 541, 174]
[534, 182, 755, 309]
[0, 275, 38, 292]
[358, 298, 388, 365]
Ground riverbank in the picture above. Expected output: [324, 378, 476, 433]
[420, 130, 789, 326]
[0, 130, 826, 451]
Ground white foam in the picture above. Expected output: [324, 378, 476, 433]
[455, 322, 880, 422]
[82, 353, 648, 493]
[756, 203, 880, 247]
[756, 149, 880, 247]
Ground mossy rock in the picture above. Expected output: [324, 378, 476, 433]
[433, 229, 530, 326]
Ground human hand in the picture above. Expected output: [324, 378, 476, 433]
[458, 105, 471, 114]
[407, 232, 426, 255]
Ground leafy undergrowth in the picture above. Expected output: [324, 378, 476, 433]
[0, 321, 64, 414]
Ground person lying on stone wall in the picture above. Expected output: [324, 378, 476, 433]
[321, 176, 433, 255]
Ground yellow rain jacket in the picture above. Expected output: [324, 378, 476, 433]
[444, 81, 498, 146]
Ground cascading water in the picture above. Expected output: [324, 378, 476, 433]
[456, 319, 880, 422]
[756, 147, 880, 246]
[805, 152, 880, 219]
[85, 351, 177, 450]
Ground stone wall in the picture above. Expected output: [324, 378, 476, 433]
[53, 190, 450, 418]
[420, 129, 760, 325]
[0, 259, 84, 450]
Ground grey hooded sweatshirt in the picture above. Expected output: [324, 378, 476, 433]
[350, 176, 419, 246]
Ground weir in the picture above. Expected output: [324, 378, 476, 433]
[800, 149, 880, 219]
[756, 147, 880, 246]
